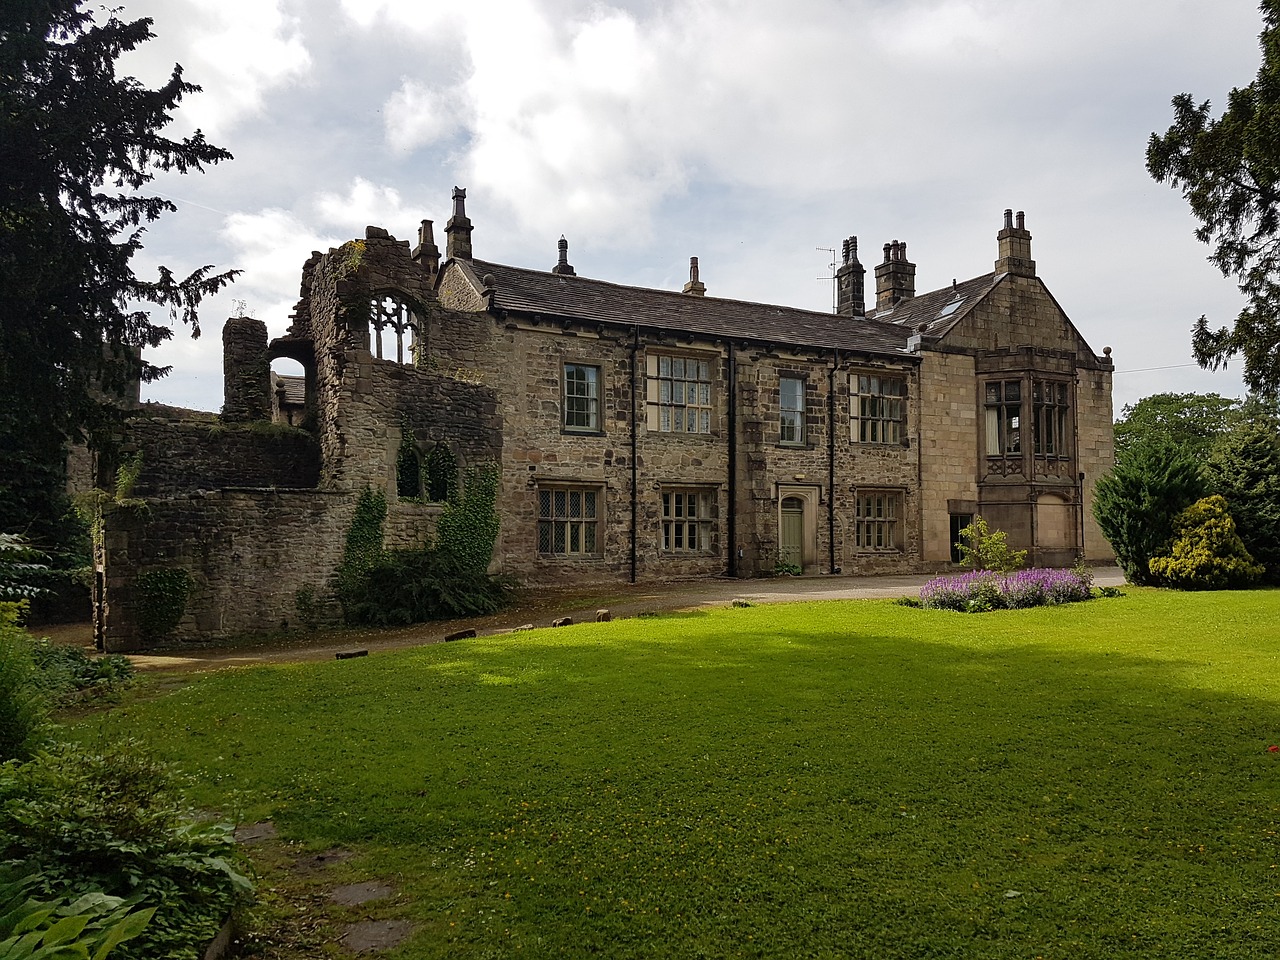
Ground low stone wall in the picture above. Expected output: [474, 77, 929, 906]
[100, 489, 348, 650]
[122, 420, 321, 497]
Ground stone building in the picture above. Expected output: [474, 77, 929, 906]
[95, 191, 1113, 650]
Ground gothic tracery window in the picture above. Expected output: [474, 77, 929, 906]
[369, 293, 421, 365]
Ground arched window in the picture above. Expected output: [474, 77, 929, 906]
[369, 293, 421, 365]
[425, 444, 458, 502]
[396, 443, 422, 500]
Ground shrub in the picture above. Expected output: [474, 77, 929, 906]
[955, 516, 1026, 573]
[343, 547, 515, 625]
[920, 568, 1094, 613]
[0, 616, 49, 764]
[0, 740, 251, 960]
[0, 535, 46, 603]
[1093, 438, 1207, 585]
[1148, 495, 1264, 590]
[0, 866, 155, 959]
[1205, 421, 1280, 583]
[26, 640, 135, 705]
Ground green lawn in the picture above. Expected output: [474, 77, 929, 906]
[75, 590, 1280, 958]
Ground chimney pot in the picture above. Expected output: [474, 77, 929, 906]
[1004, 208, 1013, 229]
[683, 255, 706, 296]
[1016, 211, 1025, 230]
[551, 235, 575, 275]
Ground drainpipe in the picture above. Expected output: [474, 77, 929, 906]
[728, 341, 738, 577]
[1075, 375, 1085, 561]
[630, 326, 639, 583]
[828, 350, 838, 574]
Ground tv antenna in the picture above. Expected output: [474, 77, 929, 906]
[816, 247, 837, 313]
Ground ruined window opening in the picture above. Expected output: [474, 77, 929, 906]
[425, 444, 458, 503]
[396, 444, 422, 500]
[369, 293, 421, 365]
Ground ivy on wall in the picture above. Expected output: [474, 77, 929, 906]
[134, 568, 192, 640]
[338, 461, 507, 625]
[335, 486, 387, 618]
[395, 422, 458, 504]
[425, 445, 458, 503]
[436, 462, 500, 574]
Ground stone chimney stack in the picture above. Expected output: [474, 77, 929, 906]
[996, 208, 1035, 277]
[551, 235, 576, 276]
[412, 219, 441, 279]
[874, 239, 916, 311]
[445, 186, 473, 260]
[835, 236, 866, 317]
[683, 256, 706, 296]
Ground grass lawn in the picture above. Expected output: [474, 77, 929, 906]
[74, 589, 1280, 958]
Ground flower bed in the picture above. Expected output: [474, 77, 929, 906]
[920, 567, 1094, 612]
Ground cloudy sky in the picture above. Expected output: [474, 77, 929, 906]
[115, 0, 1265, 417]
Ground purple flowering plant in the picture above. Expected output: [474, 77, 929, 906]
[920, 567, 1094, 612]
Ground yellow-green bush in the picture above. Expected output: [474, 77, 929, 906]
[1149, 495, 1264, 590]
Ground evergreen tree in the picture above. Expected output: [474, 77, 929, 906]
[1206, 421, 1280, 582]
[1147, 1, 1280, 397]
[0, 2, 236, 550]
[1093, 438, 1207, 585]
[1113, 392, 1240, 464]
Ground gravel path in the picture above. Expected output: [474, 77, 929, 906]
[122, 566, 1127, 673]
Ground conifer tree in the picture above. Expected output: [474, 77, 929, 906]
[1147, 1, 1280, 397]
[0, 2, 236, 550]
[1206, 421, 1280, 582]
[1093, 438, 1207, 585]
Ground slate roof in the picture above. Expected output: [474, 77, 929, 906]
[455, 258, 914, 358]
[272, 374, 306, 404]
[869, 272, 1003, 339]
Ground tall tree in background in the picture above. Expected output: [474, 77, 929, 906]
[1147, 1, 1280, 397]
[0, 2, 236, 550]
[1112, 392, 1241, 463]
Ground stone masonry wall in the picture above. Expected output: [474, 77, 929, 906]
[917, 351, 980, 565]
[427, 280, 923, 585]
[1077, 365, 1116, 562]
[99, 490, 351, 650]
[122, 420, 321, 496]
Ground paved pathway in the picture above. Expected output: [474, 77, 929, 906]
[126, 566, 1128, 672]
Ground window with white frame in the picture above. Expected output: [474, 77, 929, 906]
[1032, 380, 1070, 458]
[647, 354, 713, 434]
[984, 380, 1022, 457]
[853, 491, 901, 551]
[537, 486, 601, 557]
[661, 488, 714, 553]
[563, 363, 601, 432]
[779, 375, 806, 444]
[850, 374, 907, 444]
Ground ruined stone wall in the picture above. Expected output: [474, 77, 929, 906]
[121, 420, 320, 496]
[99, 489, 351, 650]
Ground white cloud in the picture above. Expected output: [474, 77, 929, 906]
[313, 179, 413, 235]
[219, 208, 341, 330]
[384, 79, 467, 152]
[119, 0, 311, 135]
